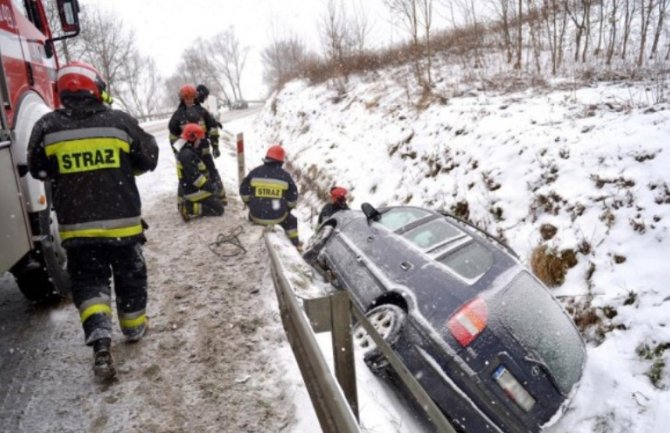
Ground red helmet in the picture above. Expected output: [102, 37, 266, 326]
[265, 145, 285, 163]
[57, 61, 107, 100]
[179, 84, 197, 100]
[181, 123, 205, 141]
[330, 186, 348, 202]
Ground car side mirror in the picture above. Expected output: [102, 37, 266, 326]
[361, 202, 381, 222]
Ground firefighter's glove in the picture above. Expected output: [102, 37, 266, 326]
[213, 145, 221, 159]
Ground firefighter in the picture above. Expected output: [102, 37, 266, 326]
[240, 145, 301, 248]
[196, 84, 223, 128]
[27, 60, 159, 380]
[318, 186, 350, 225]
[175, 123, 225, 221]
[169, 84, 227, 205]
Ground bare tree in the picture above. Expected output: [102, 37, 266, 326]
[543, 0, 568, 74]
[516, 0, 523, 69]
[488, 0, 516, 63]
[116, 54, 166, 119]
[418, 0, 434, 86]
[321, 0, 349, 63]
[261, 36, 309, 91]
[649, 0, 669, 59]
[565, 0, 593, 63]
[605, 0, 619, 65]
[385, 0, 424, 83]
[69, 5, 136, 98]
[209, 29, 249, 102]
[621, 0, 637, 59]
[348, 0, 372, 53]
[637, 0, 655, 66]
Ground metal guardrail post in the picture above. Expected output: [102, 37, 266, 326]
[349, 304, 459, 433]
[329, 291, 359, 420]
[265, 234, 360, 433]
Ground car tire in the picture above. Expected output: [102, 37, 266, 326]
[353, 304, 407, 374]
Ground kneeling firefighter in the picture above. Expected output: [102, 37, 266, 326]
[239, 145, 301, 248]
[175, 123, 225, 221]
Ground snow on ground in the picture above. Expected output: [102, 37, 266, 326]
[236, 67, 670, 432]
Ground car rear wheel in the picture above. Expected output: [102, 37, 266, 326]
[353, 304, 406, 374]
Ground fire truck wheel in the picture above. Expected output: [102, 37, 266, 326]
[10, 185, 70, 303]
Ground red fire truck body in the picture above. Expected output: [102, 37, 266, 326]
[0, 0, 80, 301]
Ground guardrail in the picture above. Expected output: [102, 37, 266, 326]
[264, 233, 458, 433]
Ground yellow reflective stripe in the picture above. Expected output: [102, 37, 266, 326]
[45, 138, 129, 174]
[209, 129, 220, 137]
[60, 224, 143, 241]
[251, 179, 287, 199]
[184, 190, 212, 201]
[250, 178, 289, 189]
[80, 304, 112, 323]
[194, 175, 207, 188]
[286, 229, 299, 239]
[250, 213, 287, 225]
[240, 195, 250, 203]
[120, 314, 146, 329]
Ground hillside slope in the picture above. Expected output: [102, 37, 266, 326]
[244, 70, 670, 432]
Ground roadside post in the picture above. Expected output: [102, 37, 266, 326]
[237, 132, 245, 186]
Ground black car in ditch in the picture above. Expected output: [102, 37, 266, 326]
[303, 204, 586, 433]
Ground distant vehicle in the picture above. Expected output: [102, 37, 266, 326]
[230, 100, 248, 110]
[303, 204, 586, 433]
[0, 0, 81, 302]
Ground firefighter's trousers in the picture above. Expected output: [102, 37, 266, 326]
[249, 211, 300, 246]
[179, 195, 224, 220]
[67, 243, 148, 345]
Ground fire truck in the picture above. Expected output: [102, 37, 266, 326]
[0, 0, 80, 301]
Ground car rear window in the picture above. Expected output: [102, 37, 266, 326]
[437, 241, 493, 280]
[379, 208, 431, 231]
[402, 219, 463, 250]
[495, 272, 586, 396]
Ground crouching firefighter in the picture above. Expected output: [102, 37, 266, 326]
[240, 145, 301, 249]
[175, 123, 225, 221]
[27, 61, 159, 380]
[169, 84, 227, 205]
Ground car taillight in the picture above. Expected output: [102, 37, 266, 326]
[447, 297, 488, 347]
[493, 365, 536, 411]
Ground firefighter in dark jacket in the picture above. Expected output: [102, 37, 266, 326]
[168, 84, 227, 205]
[175, 123, 225, 221]
[240, 145, 301, 248]
[318, 186, 350, 225]
[27, 61, 159, 380]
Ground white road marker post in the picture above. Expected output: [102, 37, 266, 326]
[236, 132, 245, 186]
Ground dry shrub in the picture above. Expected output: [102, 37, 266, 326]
[530, 245, 578, 287]
[540, 223, 558, 240]
[451, 200, 470, 220]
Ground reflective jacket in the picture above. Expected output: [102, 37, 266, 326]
[168, 103, 219, 148]
[27, 95, 158, 247]
[318, 201, 350, 225]
[174, 139, 219, 202]
[239, 161, 298, 224]
[168, 103, 221, 181]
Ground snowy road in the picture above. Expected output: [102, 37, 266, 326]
[0, 112, 306, 433]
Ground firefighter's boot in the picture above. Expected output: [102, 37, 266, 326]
[124, 320, 148, 343]
[93, 338, 116, 380]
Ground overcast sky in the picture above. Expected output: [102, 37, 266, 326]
[77, 0, 405, 99]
